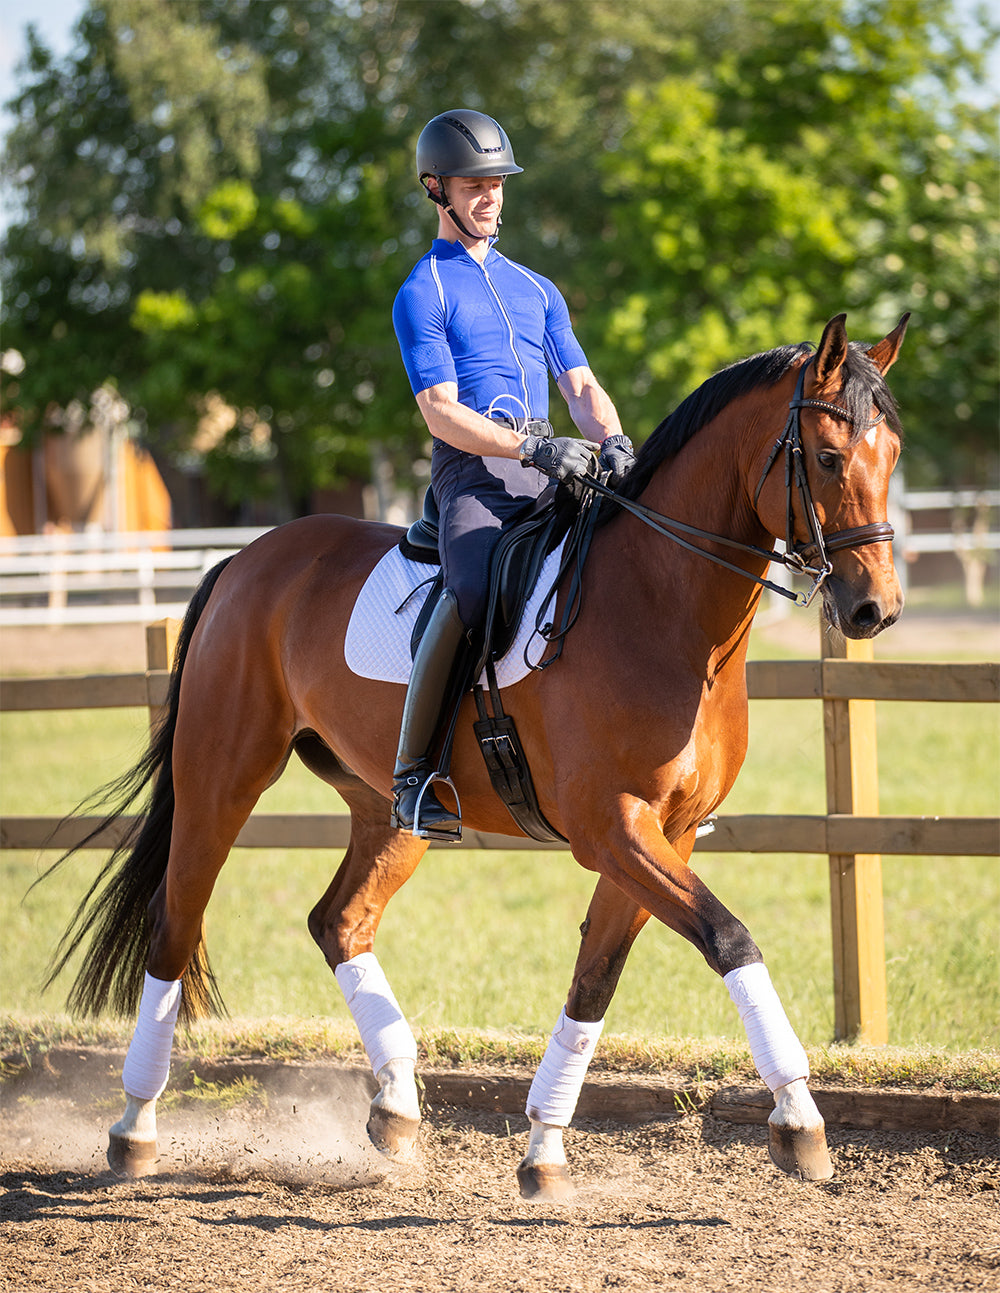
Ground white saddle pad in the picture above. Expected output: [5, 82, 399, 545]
[344, 540, 566, 687]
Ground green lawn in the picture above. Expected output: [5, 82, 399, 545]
[2, 620, 997, 1053]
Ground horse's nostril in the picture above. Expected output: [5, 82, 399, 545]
[852, 601, 883, 633]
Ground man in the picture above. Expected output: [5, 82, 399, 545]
[390, 108, 633, 836]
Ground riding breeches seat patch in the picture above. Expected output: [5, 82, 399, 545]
[344, 540, 567, 688]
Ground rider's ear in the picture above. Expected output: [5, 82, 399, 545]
[812, 314, 849, 388]
[866, 313, 910, 375]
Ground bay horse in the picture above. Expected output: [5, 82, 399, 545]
[46, 312, 908, 1198]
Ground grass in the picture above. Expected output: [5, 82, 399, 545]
[1, 614, 997, 1065]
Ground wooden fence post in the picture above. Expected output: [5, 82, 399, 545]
[822, 623, 889, 1044]
[146, 618, 180, 733]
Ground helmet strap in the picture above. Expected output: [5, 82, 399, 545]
[422, 175, 500, 244]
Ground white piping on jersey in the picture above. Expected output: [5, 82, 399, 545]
[496, 254, 570, 385]
[427, 249, 554, 414]
[500, 255, 550, 307]
[479, 259, 531, 411]
[429, 254, 447, 311]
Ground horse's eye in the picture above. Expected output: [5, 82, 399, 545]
[817, 451, 839, 472]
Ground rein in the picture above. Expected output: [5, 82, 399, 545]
[584, 361, 894, 609]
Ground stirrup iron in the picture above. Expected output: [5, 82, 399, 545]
[411, 773, 462, 842]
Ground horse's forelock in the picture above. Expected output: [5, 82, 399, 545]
[841, 342, 903, 442]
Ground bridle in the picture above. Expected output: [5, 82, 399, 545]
[583, 358, 894, 608]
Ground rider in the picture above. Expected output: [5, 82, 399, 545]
[390, 108, 634, 836]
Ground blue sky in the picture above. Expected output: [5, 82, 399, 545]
[1, 0, 85, 82]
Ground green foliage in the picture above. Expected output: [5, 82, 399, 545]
[593, 0, 999, 482]
[1, 0, 996, 518]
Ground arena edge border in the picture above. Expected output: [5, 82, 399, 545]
[4, 1049, 997, 1139]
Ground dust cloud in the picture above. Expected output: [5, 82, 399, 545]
[1, 1057, 402, 1188]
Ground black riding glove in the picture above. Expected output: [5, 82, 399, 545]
[519, 435, 600, 495]
[598, 434, 635, 487]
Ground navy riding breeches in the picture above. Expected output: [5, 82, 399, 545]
[432, 441, 546, 628]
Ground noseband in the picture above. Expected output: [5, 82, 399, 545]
[583, 359, 894, 608]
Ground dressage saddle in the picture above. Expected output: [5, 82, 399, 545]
[397, 484, 586, 844]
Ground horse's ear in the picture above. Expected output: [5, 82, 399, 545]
[867, 312, 910, 375]
[812, 314, 849, 388]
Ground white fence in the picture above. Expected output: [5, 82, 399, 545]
[0, 527, 270, 626]
[0, 489, 996, 627]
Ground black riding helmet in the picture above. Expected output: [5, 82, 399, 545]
[416, 109, 522, 239]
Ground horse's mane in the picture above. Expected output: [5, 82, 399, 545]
[617, 339, 902, 503]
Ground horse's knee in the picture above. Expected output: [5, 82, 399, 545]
[703, 916, 762, 977]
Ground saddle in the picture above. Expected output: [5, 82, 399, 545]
[397, 482, 604, 843]
[400, 484, 571, 663]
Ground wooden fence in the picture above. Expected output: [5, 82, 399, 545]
[1, 619, 997, 1046]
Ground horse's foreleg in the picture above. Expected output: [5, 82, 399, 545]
[724, 962, 832, 1180]
[309, 789, 429, 1158]
[575, 805, 832, 1182]
[518, 876, 650, 1200]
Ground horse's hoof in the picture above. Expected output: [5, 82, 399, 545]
[107, 1132, 158, 1179]
[366, 1106, 420, 1158]
[768, 1122, 834, 1181]
[516, 1159, 574, 1201]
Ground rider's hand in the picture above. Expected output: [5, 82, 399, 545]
[519, 435, 600, 491]
[598, 434, 635, 487]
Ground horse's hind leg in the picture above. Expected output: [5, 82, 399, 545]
[307, 780, 429, 1158]
[109, 692, 294, 1177]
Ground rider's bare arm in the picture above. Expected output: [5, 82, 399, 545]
[415, 383, 526, 459]
[557, 366, 624, 444]
[416, 369, 622, 459]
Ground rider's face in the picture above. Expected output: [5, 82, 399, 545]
[440, 175, 505, 238]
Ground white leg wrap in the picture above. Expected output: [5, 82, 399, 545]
[121, 972, 182, 1101]
[525, 1008, 604, 1127]
[724, 962, 809, 1093]
[335, 952, 418, 1079]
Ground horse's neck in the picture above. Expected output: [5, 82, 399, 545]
[612, 415, 772, 670]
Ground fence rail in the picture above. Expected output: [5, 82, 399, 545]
[2, 619, 997, 1045]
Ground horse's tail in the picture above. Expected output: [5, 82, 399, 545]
[39, 557, 236, 1024]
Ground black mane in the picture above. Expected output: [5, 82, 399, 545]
[617, 339, 902, 503]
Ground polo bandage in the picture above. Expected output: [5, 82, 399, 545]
[724, 962, 809, 1093]
[121, 972, 182, 1101]
[525, 1007, 604, 1127]
[335, 952, 418, 1078]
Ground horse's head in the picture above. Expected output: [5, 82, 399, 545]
[754, 313, 908, 639]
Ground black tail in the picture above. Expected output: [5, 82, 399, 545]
[39, 557, 235, 1024]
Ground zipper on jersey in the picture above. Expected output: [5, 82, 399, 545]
[479, 261, 531, 413]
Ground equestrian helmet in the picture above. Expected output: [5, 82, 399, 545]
[416, 109, 523, 181]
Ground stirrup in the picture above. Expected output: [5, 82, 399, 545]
[412, 773, 462, 842]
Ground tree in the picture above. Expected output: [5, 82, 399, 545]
[2, 0, 995, 521]
[590, 0, 999, 483]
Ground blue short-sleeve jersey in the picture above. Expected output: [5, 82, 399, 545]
[392, 239, 589, 421]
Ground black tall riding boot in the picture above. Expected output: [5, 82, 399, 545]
[391, 587, 470, 837]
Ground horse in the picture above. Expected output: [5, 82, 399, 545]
[44, 312, 908, 1198]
